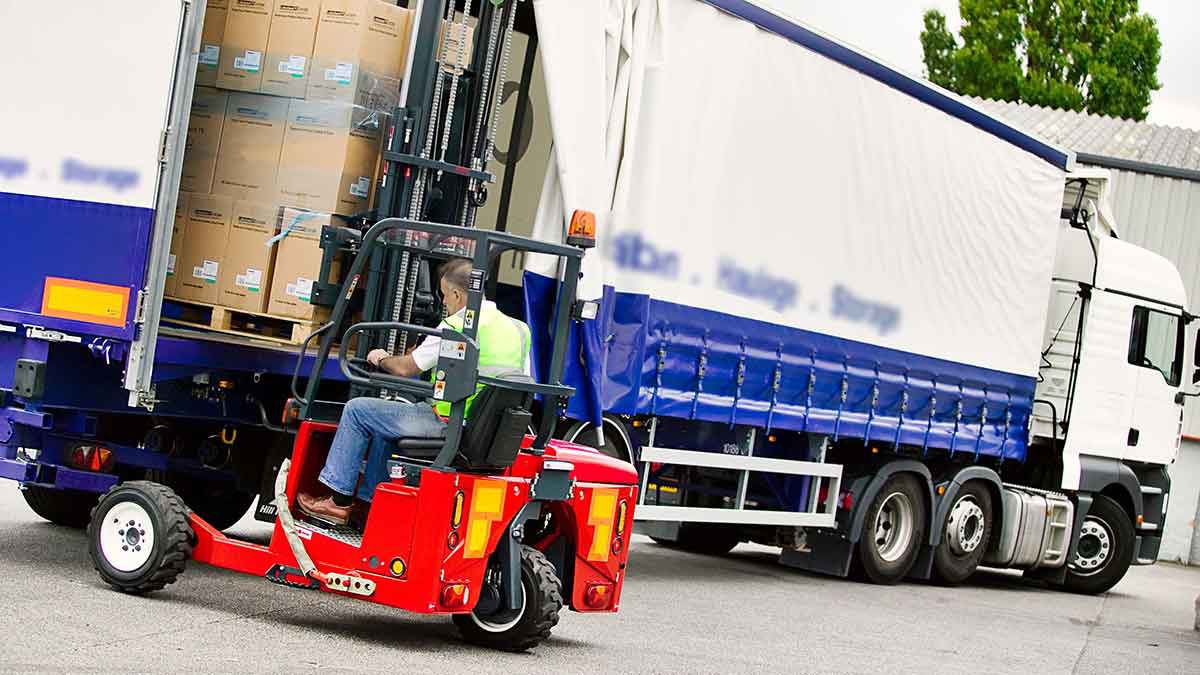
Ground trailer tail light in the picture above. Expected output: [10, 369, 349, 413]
[67, 445, 113, 473]
[584, 583, 613, 609]
[586, 488, 619, 562]
[441, 583, 470, 609]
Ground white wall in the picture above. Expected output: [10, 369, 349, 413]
[1162, 439, 1200, 564]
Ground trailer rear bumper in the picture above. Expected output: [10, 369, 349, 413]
[0, 458, 118, 493]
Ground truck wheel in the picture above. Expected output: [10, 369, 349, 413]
[21, 485, 99, 528]
[562, 418, 634, 464]
[87, 481, 193, 594]
[146, 471, 255, 531]
[932, 482, 993, 585]
[1064, 495, 1134, 595]
[454, 546, 563, 652]
[855, 473, 927, 584]
[652, 523, 741, 556]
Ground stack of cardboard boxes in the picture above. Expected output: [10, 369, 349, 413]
[170, 0, 412, 321]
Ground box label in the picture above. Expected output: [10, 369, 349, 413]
[194, 260, 220, 284]
[349, 176, 370, 198]
[286, 276, 314, 302]
[167, 253, 177, 275]
[279, 55, 307, 77]
[324, 62, 354, 84]
[234, 50, 262, 73]
[199, 44, 220, 66]
[236, 268, 264, 292]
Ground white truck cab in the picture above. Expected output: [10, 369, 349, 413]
[1033, 171, 1186, 574]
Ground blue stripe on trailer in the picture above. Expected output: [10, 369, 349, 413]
[524, 273, 1034, 463]
[0, 191, 154, 341]
[698, 0, 1074, 171]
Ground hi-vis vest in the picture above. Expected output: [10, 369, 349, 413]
[433, 303, 531, 418]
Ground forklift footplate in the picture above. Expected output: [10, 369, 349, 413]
[296, 519, 364, 548]
[324, 572, 376, 597]
[265, 565, 321, 590]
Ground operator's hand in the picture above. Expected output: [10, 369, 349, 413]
[367, 348, 391, 368]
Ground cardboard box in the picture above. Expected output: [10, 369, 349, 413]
[217, 201, 280, 312]
[439, 19, 475, 72]
[212, 92, 289, 202]
[216, 0, 276, 92]
[268, 207, 333, 320]
[260, 0, 320, 98]
[175, 194, 234, 304]
[165, 192, 191, 297]
[306, 1, 412, 105]
[196, 0, 229, 87]
[275, 99, 381, 215]
[180, 87, 228, 194]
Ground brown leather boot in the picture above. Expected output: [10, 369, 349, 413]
[297, 492, 351, 526]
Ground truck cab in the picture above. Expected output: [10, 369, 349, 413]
[1033, 171, 1186, 570]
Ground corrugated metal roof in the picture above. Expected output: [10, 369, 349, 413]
[972, 97, 1200, 173]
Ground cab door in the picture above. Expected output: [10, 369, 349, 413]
[1125, 304, 1185, 465]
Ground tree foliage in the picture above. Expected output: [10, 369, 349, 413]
[921, 0, 1162, 120]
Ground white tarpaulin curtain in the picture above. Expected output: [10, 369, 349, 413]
[531, 0, 1064, 385]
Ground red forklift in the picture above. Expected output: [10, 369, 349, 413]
[83, 0, 638, 652]
[85, 218, 638, 651]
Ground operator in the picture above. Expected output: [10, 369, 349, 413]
[298, 257, 532, 526]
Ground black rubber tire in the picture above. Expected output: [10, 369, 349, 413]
[145, 471, 255, 531]
[21, 485, 99, 528]
[1064, 495, 1134, 595]
[651, 523, 741, 556]
[454, 546, 563, 652]
[88, 481, 193, 594]
[562, 418, 634, 464]
[855, 473, 928, 585]
[932, 482, 993, 585]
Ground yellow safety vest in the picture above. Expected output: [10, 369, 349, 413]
[433, 303, 531, 418]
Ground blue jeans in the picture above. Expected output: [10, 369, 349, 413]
[318, 397, 446, 502]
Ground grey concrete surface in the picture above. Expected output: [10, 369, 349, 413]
[0, 485, 1196, 674]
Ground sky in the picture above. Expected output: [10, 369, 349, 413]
[756, 1, 1200, 130]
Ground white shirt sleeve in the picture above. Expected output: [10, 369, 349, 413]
[409, 334, 441, 372]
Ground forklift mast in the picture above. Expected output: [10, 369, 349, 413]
[363, 0, 524, 352]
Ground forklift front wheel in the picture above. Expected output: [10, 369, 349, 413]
[453, 546, 563, 652]
[87, 481, 194, 595]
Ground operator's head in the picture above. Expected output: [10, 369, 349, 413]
[439, 257, 473, 316]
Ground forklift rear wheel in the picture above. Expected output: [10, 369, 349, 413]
[453, 546, 563, 652]
[21, 485, 99, 529]
[88, 481, 193, 594]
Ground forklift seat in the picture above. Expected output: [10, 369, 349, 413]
[390, 379, 533, 469]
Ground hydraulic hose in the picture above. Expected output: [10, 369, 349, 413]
[274, 459, 327, 584]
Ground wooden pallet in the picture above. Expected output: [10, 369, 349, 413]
[162, 298, 321, 346]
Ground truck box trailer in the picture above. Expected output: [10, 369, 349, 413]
[513, 0, 1189, 593]
[0, 0, 1190, 601]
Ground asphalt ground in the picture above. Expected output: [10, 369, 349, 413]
[0, 485, 1197, 674]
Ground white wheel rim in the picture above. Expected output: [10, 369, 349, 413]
[946, 497, 985, 555]
[1071, 517, 1112, 577]
[874, 491, 915, 563]
[99, 501, 155, 573]
[471, 583, 527, 633]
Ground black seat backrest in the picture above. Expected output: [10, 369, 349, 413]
[457, 379, 533, 469]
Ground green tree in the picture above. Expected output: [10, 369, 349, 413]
[921, 1, 1162, 120]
